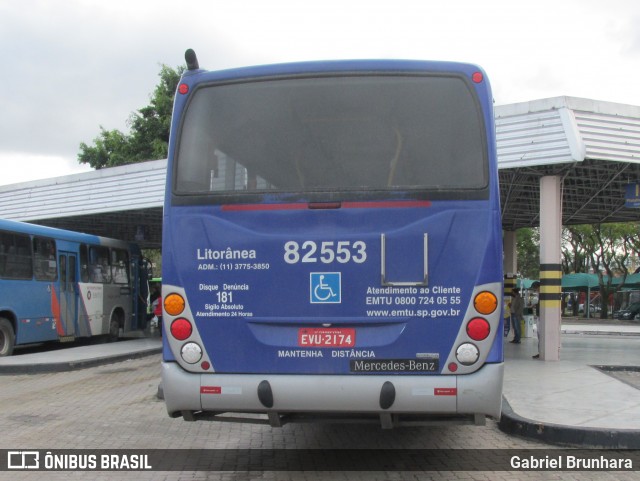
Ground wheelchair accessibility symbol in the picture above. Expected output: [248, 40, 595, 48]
[310, 272, 341, 304]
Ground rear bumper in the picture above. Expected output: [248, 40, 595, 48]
[162, 362, 503, 425]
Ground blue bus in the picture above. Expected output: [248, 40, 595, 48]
[161, 50, 503, 427]
[0, 219, 149, 356]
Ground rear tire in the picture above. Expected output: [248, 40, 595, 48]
[0, 318, 16, 357]
[108, 314, 121, 342]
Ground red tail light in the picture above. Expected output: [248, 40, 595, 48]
[466, 317, 490, 341]
[171, 318, 192, 340]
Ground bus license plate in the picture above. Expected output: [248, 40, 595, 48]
[298, 328, 355, 347]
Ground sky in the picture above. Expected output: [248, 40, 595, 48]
[1, 0, 639, 186]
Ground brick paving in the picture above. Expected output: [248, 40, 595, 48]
[0, 354, 638, 480]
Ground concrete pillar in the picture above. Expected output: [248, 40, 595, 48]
[539, 176, 563, 361]
[503, 231, 517, 277]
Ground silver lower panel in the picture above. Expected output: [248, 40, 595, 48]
[161, 362, 503, 426]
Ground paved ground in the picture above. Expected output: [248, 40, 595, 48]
[1, 353, 639, 480]
[502, 329, 640, 439]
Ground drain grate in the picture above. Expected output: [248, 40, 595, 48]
[594, 365, 640, 390]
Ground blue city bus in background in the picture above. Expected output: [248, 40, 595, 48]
[0, 219, 149, 356]
[161, 50, 503, 427]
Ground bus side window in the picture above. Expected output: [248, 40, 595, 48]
[33, 237, 57, 281]
[80, 245, 89, 282]
[111, 248, 130, 284]
[89, 246, 111, 283]
[0, 234, 8, 278]
[0, 232, 33, 279]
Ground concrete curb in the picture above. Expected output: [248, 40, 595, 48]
[0, 347, 161, 374]
[498, 397, 640, 449]
[562, 329, 640, 336]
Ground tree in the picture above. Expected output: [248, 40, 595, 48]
[562, 225, 590, 274]
[78, 64, 183, 168]
[564, 223, 640, 319]
[143, 248, 162, 277]
[516, 227, 539, 279]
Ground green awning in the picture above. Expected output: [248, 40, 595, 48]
[561, 273, 633, 290]
[622, 273, 640, 286]
[517, 278, 539, 289]
[562, 273, 600, 290]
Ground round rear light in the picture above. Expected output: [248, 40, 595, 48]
[474, 291, 497, 315]
[178, 83, 189, 94]
[181, 342, 202, 364]
[164, 294, 185, 316]
[456, 343, 479, 365]
[472, 71, 483, 83]
[466, 317, 490, 341]
[171, 318, 192, 340]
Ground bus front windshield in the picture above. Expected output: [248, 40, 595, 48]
[175, 74, 488, 197]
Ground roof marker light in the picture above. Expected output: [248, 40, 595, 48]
[178, 83, 189, 95]
[472, 72, 483, 83]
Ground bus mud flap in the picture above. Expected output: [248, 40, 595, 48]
[267, 412, 283, 427]
[379, 413, 394, 429]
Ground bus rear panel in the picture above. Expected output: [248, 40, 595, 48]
[162, 54, 503, 427]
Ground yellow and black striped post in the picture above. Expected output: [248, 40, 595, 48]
[538, 263, 562, 360]
[539, 264, 562, 310]
[504, 276, 516, 299]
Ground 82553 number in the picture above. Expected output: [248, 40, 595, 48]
[284, 240, 367, 264]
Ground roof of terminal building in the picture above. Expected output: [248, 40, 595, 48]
[0, 96, 639, 247]
[0, 160, 166, 249]
[496, 96, 640, 230]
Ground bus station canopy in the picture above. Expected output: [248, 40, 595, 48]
[496, 97, 640, 231]
[0, 96, 639, 248]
